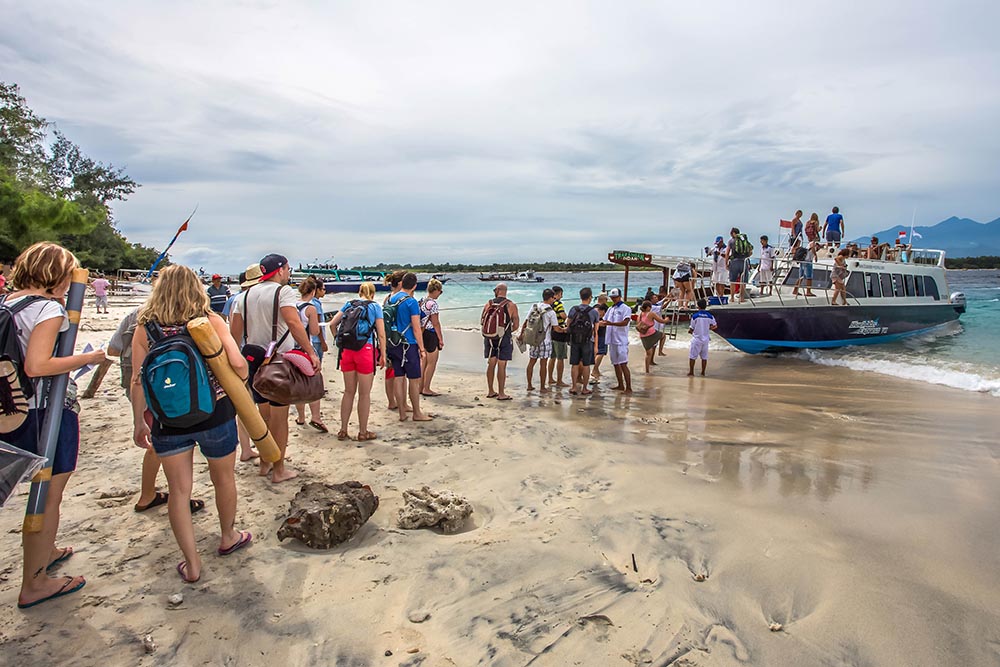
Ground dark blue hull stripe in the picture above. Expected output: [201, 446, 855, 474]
[724, 322, 956, 354]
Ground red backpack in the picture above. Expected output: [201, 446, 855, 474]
[481, 299, 511, 339]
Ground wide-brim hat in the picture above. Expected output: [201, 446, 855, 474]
[241, 263, 263, 288]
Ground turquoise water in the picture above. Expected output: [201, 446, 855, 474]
[323, 270, 1000, 397]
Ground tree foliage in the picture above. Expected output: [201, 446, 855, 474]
[0, 81, 158, 271]
[945, 256, 1000, 269]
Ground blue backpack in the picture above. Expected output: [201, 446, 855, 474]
[140, 322, 215, 428]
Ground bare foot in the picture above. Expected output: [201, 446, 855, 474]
[240, 448, 259, 462]
[609, 385, 624, 391]
[700, 371, 706, 376]
[539, 386, 550, 393]
[687, 372, 695, 376]
[399, 414, 409, 422]
[412, 414, 434, 421]
[18, 574, 86, 608]
[555, 382, 569, 388]
[624, 388, 633, 395]
[271, 466, 299, 483]
[526, 385, 535, 392]
[258, 462, 273, 477]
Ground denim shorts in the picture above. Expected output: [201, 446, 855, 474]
[151, 418, 238, 459]
[800, 262, 814, 279]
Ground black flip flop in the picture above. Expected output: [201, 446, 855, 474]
[17, 576, 86, 609]
[308, 421, 328, 433]
[135, 492, 205, 514]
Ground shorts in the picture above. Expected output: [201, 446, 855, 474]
[95, 295, 108, 308]
[7, 408, 80, 475]
[597, 341, 608, 356]
[641, 332, 661, 351]
[569, 343, 594, 366]
[484, 334, 513, 361]
[551, 340, 568, 360]
[387, 343, 422, 379]
[758, 269, 773, 284]
[311, 337, 324, 363]
[711, 270, 728, 285]
[826, 230, 842, 243]
[609, 342, 629, 366]
[529, 341, 553, 359]
[728, 258, 747, 284]
[674, 276, 691, 284]
[800, 262, 814, 280]
[341, 343, 376, 375]
[151, 418, 238, 459]
[423, 329, 440, 353]
[689, 338, 710, 360]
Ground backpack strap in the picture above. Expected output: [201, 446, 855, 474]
[143, 320, 165, 344]
[241, 289, 251, 345]
[0, 294, 48, 317]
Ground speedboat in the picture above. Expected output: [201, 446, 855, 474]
[711, 247, 965, 353]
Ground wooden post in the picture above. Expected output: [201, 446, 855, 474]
[82, 359, 113, 399]
[624, 266, 630, 302]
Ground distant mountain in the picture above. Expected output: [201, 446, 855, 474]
[854, 216, 1000, 257]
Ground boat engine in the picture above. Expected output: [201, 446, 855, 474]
[950, 292, 967, 314]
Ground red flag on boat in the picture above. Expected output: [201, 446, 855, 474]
[898, 230, 907, 238]
[779, 219, 793, 228]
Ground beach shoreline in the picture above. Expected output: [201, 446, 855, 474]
[1, 305, 998, 666]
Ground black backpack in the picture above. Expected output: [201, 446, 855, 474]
[732, 233, 754, 259]
[0, 295, 47, 406]
[568, 305, 595, 345]
[336, 300, 375, 352]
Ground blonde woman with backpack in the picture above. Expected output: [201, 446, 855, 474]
[3, 242, 106, 609]
[328, 282, 386, 441]
[131, 265, 252, 584]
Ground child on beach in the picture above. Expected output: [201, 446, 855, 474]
[131, 265, 252, 584]
[687, 298, 718, 377]
[5, 242, 107, 609]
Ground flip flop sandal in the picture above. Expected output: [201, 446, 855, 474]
[357, 431, 377, 441]
[17, 576, 86, 609]
[295, 419, 306, 426]
[337, 430, 350, 441]
[134, 491, 168, 512]
[177, 561, 200, 584]
[218, 530, 252, 556]
[496, 395, 513, 401]
[308, 421, 329, 433]
[46, 547, 74, 572]
[486, 393, 498, 399]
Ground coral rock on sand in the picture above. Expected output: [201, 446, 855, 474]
[398, 486, 473, 534]
[277, 482, 379, 549]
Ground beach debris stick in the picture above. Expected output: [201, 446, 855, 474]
[22, 268, 88, 533]
[145, 205, 197, 280]
[81, 358, 113, 398]
[186, 317, 280, 462]
[631, 553, 638, 573]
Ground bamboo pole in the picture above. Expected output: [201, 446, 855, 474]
[23, 268, 88, 533]
[186, 317, 280, 462]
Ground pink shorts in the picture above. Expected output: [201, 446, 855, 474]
[341, 344, 376, 375]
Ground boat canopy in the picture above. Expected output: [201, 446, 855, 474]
[607, 250, 710, 301]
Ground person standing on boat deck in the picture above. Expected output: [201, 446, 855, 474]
[804, 213, 821, 244]
[823, 206, 845, 247]
[792, 237, 818, 297]
[710, 236, 728, 298]
[831, 249, 850, 305]
[725, 227, 749, 304]
[790, 210, 804, 243]
[207, 274, 230, 315]
[547, 286, 570, 388]
[603, 288, 633, 394]
[759, 236, 777, 296]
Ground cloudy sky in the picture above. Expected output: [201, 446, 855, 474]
[3, 0, 999, 271]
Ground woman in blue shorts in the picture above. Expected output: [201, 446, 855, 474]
[131, 265, 253, 583]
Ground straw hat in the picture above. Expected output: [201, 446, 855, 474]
[240, 262, 263, 288]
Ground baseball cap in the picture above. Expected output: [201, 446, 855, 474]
[211, 273, 222, 280]
[259, 254, 288, 281]
[715, 236, 724, 243]
[609, 288, 621, 297]
[241, 262, 263, 288]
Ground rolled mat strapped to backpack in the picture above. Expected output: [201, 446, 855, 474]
[186, 317, 280, 463]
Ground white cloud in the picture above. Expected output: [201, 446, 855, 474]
[2, 0, 999, 271]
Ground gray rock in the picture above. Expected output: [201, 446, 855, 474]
[398, 486, 473, 534]
[142, 634, 157, 654]
[167, 593, 183, 607]
[277, 482, 379, 549]
[408, 610, 431, 623]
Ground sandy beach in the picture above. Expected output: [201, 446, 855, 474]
[1, 300, 999, 667]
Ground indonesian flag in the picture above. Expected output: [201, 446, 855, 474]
[779, 219, 793, 229]
[898, 230, 908, 238]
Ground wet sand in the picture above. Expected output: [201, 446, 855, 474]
[1, 306, 999, 666]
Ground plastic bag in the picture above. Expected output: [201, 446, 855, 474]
[0, 440, 47, 507]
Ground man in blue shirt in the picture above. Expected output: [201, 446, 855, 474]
[387, 272, 431, 422]
[823, 206, 844, 246]
[207, 274, 231, 314]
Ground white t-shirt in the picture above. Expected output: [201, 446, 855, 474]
[603, 301, 631, 346]
[230, 281, 299, 353]
[532, 302, 558, 344]
[7, 296, 69, 409]
[651, 303, 664, 332]
[689, 311, 717, 342]
[760, 245, 776, 271]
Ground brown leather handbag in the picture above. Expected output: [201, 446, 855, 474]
[250, 287, 324, 405]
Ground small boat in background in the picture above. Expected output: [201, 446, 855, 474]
[292, 263, 445, 294]
[478, 269, 544, 282]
